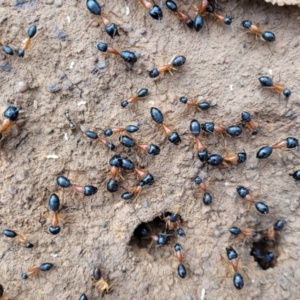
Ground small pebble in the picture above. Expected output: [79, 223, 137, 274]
[129, 39, 136, 46]
[16, 81, 29, 93]
[55, 0, 62, 7]
[46, 0, 54, 4]
[142, 200, 150, 208]
[173, 167, 180, 175]
[97, 62, 106, 69]
[48, 84, 62, 93]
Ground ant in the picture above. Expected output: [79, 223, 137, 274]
[229, 227, 258, 239]
[174, 243, 187, 278]
[165, 0, 194, 29]
[85, 130, 116, 150]
[48, 193, 61, 235]
[18, 25, 37, 57]
[241, 20, 275, 42]
[0, 105, 20, 143]
[121, 177, 153, 200]
[139, 0, 163, 20]
[64, 110, 76, 130]
[92, 267, 112, 294]
[192, 176, 213, 205]
[86, 0, 119, 38]
[236, 186, 269, 214]
[21, 263, 53, 279]
[121, 88, 149, 108]
[149, 55, 186, 78]
[0, 39, 14, 55]
[119, 135, 161, 155]
[222, 152, 247, 165]
[79, 294, 88, 300]
[259, 76, 291, 99]
[180, 97, 210, 111]
[202, 123, 242, 137]
[163, 213, 185, 236]
[56, 175, 98, 196]
[104, 125, 139, 137]
[211, 12, 232, 26]
[96, 42, 137, 68]
[264, 220, 284, 242]
[256, 137, 298, 159]
[241, 111, 258, 135]
[151, 107, 181, 145]
[289, 170, 300, 181]
[190, 119, 208, 162]
[226, 247, 244, 289]
[3, 229, 33, 248]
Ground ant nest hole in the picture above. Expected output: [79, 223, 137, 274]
[129, 212, 186, 258]
[249, 230, 282, 270]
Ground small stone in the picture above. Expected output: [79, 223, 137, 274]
[48, 84, 62, 93]
[46, 0, 54, 4]
[16, 81, 29, 93]
[285, 110, 293, 117]
[136, 68, 142, 75]
[173, 167, 180, 175]
[109, 270, 122, 280]
[97, 62, 106, 69]
[55, 0, 62, 7]
[140, 29, 147, 35]
[142, 200, 149, 208]
[98, 221, 106, 228]
[129, 39, 136, 46]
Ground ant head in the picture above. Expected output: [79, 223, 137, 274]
[96, 42, 108, 52]
[179, 96, 188, 104]
[241, 111, 252, 122]
[148, 143, 160, 156]
[206, 4, 215, 13]
[105, 24, 119, 39]
[107, 178, 118, 192]
[192, 176, 203, 185]
[103, 128, 113, 137]
[286, 137, 298, 149]
[274, 220, 284, 231]
[283, 88, 291, 98]
[121, 100, 129, 108]
[197, 149, 209, 162]
[21, 273, 29, 280]
[224, 17, 232, 25]
[149, 5, 163, 20]
[107, 142, 116, 150]
[18, 49, 25, 57]
[226, 246, 238, 260]
[149, 68, 159, 78]
[237, 152, 247, 164]
[25, 242, 34, 248]
[177, 228, 186, 236]
[174, 243, 182, 252]
[241, 20, 252, 29]
[4, 105, 20, 121]
[186, 19, 194, 29]
[168, 132, 181, 145]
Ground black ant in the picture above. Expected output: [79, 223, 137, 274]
[21, 263, 53, 279]
[163, 213, 185, 236]
[180, 97, 210, 111]
[290, 170, 300, 181]
[104, 125, 139, 137]
[3, 229, 33, 248]
[149, 55, 186, 78]
[256, 137, 298, 159]
[121, 176, 153, 200]
[64, 110, 76, 130]
[0, 39, 14, 55]
[85, 131, 116, 150]
[151, 107, 181, 145]
[48, 193, 61, 235]
[96, 42, 137, 68]
[241, 111, 258, 135]
[0, 105, 20, 143]
[190, 119, 208, 162]
[192, 176, 213, 205]
[229, 227, 258, 239]
[236, 186, 269, 214]
[18, 25, 37, 57]
[86, 0, 119, 38]
[259, 76, 291, 99]
[226, 247, 244, 289]
[165, 0, 194, 29]
[92, 267, 112, 294]
[56, 176, 98, 196]
[202, 122, 242, 137]
[192, 0, 209, 31]
[211, 12, 232, 26]
[119, 135, 160, 155]
[264, 220, 284, 242]
[174, 243, 187, 278]
[205, 152, 246, 167]
[241, 20, 275, 42]
[121, 88, 149, 108]
[139, 0, 163, 20]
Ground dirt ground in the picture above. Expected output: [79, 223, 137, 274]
[0, 0, 300, 299]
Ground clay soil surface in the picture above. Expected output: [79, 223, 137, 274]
[0, 0, 300, 299]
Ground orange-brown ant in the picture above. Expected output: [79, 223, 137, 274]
[48, 194, 62, 235]
[21, 263, 53, 279]
[139, 0, 163, 20]
[104, 125, 139, 137]
[264, 220, 284, 242]
[180, 97, 210, 111]
[3, 229, 33, 248]
[85, 130, 116, 150]
[92, 267, 112, 294]
[119, 135, 160, 155]
[86, 0, 119, 38]
[190, 119, 208, 162]
[18, 25, 37, 57]
[174, 243, 187, 278]
[149, 55, 186, 78]
[150, 107, 181, 145]
[56, 175, 98, 196]
[121, 88, 149, 108]
[96, 42, 137, 68]
[259, 76, 291, 99]
[0, 105, 20, 143]
[193, 176, 213, 205]
[229, 227, 258, 239]
[165, 0, 194, 29]
[212, 13, 232, 25]
[222, 152, 247, 165]
[241, 20, 275, 42]
[225, 247, 244, 289]
[241, 111, 258, 135]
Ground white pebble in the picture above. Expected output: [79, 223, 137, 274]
[46, 154, 58, 159]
